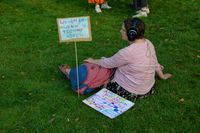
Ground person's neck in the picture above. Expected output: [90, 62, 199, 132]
[129, 38, 145, 45]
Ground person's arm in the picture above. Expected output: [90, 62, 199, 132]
[156, 68, 172, 80]
[84, 48, 130, 68]
[154, 58, 172, 80]
[84, 58, 100, 64]
[150, 42, 172, 80]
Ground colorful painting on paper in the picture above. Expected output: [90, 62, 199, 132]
[83, 88, 134, 119]
[57, 16, 92, 42]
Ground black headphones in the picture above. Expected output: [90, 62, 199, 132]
[127, 19, 138, 41]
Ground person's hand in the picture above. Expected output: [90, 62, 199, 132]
[163, 73, 172, 80]
[84, 58, 95, 63]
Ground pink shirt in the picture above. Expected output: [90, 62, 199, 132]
[83, 63, 114, 89]
[97, 39, 161, 95]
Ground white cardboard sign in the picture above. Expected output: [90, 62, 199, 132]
[83, 88, 134, 119]
[57, 16, 92, 42]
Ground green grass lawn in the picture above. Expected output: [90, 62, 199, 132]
[0, 0, 200, 132]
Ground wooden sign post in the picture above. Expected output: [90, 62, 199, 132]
[57, 16, 92, 97]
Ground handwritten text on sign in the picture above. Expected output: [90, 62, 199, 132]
[57, 16, 92, 42]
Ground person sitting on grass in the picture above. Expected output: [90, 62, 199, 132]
[88, 0, 111, 13]
[84, 17, 172, 101]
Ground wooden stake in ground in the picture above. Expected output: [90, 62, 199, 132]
[74, 42, 80, 97]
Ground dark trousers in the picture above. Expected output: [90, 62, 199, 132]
[106, 82, 156, 102]
[133, 0, 148, 11]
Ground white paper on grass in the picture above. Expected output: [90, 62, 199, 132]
[83, 88, 134, 119]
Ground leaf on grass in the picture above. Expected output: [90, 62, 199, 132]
[1, 75, 5, 79]
[197, 55, 200, 58]
[179, 98, 184, 103]
[49, 117, 56, 123]
[21, 72, 25, 75]
[49, 114, 56, 123]
[75, 117, 79, 122]
[159, 27, 165, 30]
[164, 39, 169, 42]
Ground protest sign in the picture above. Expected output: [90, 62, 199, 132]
[57, 16, 92, 42]
[83, 88, 134, 119]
